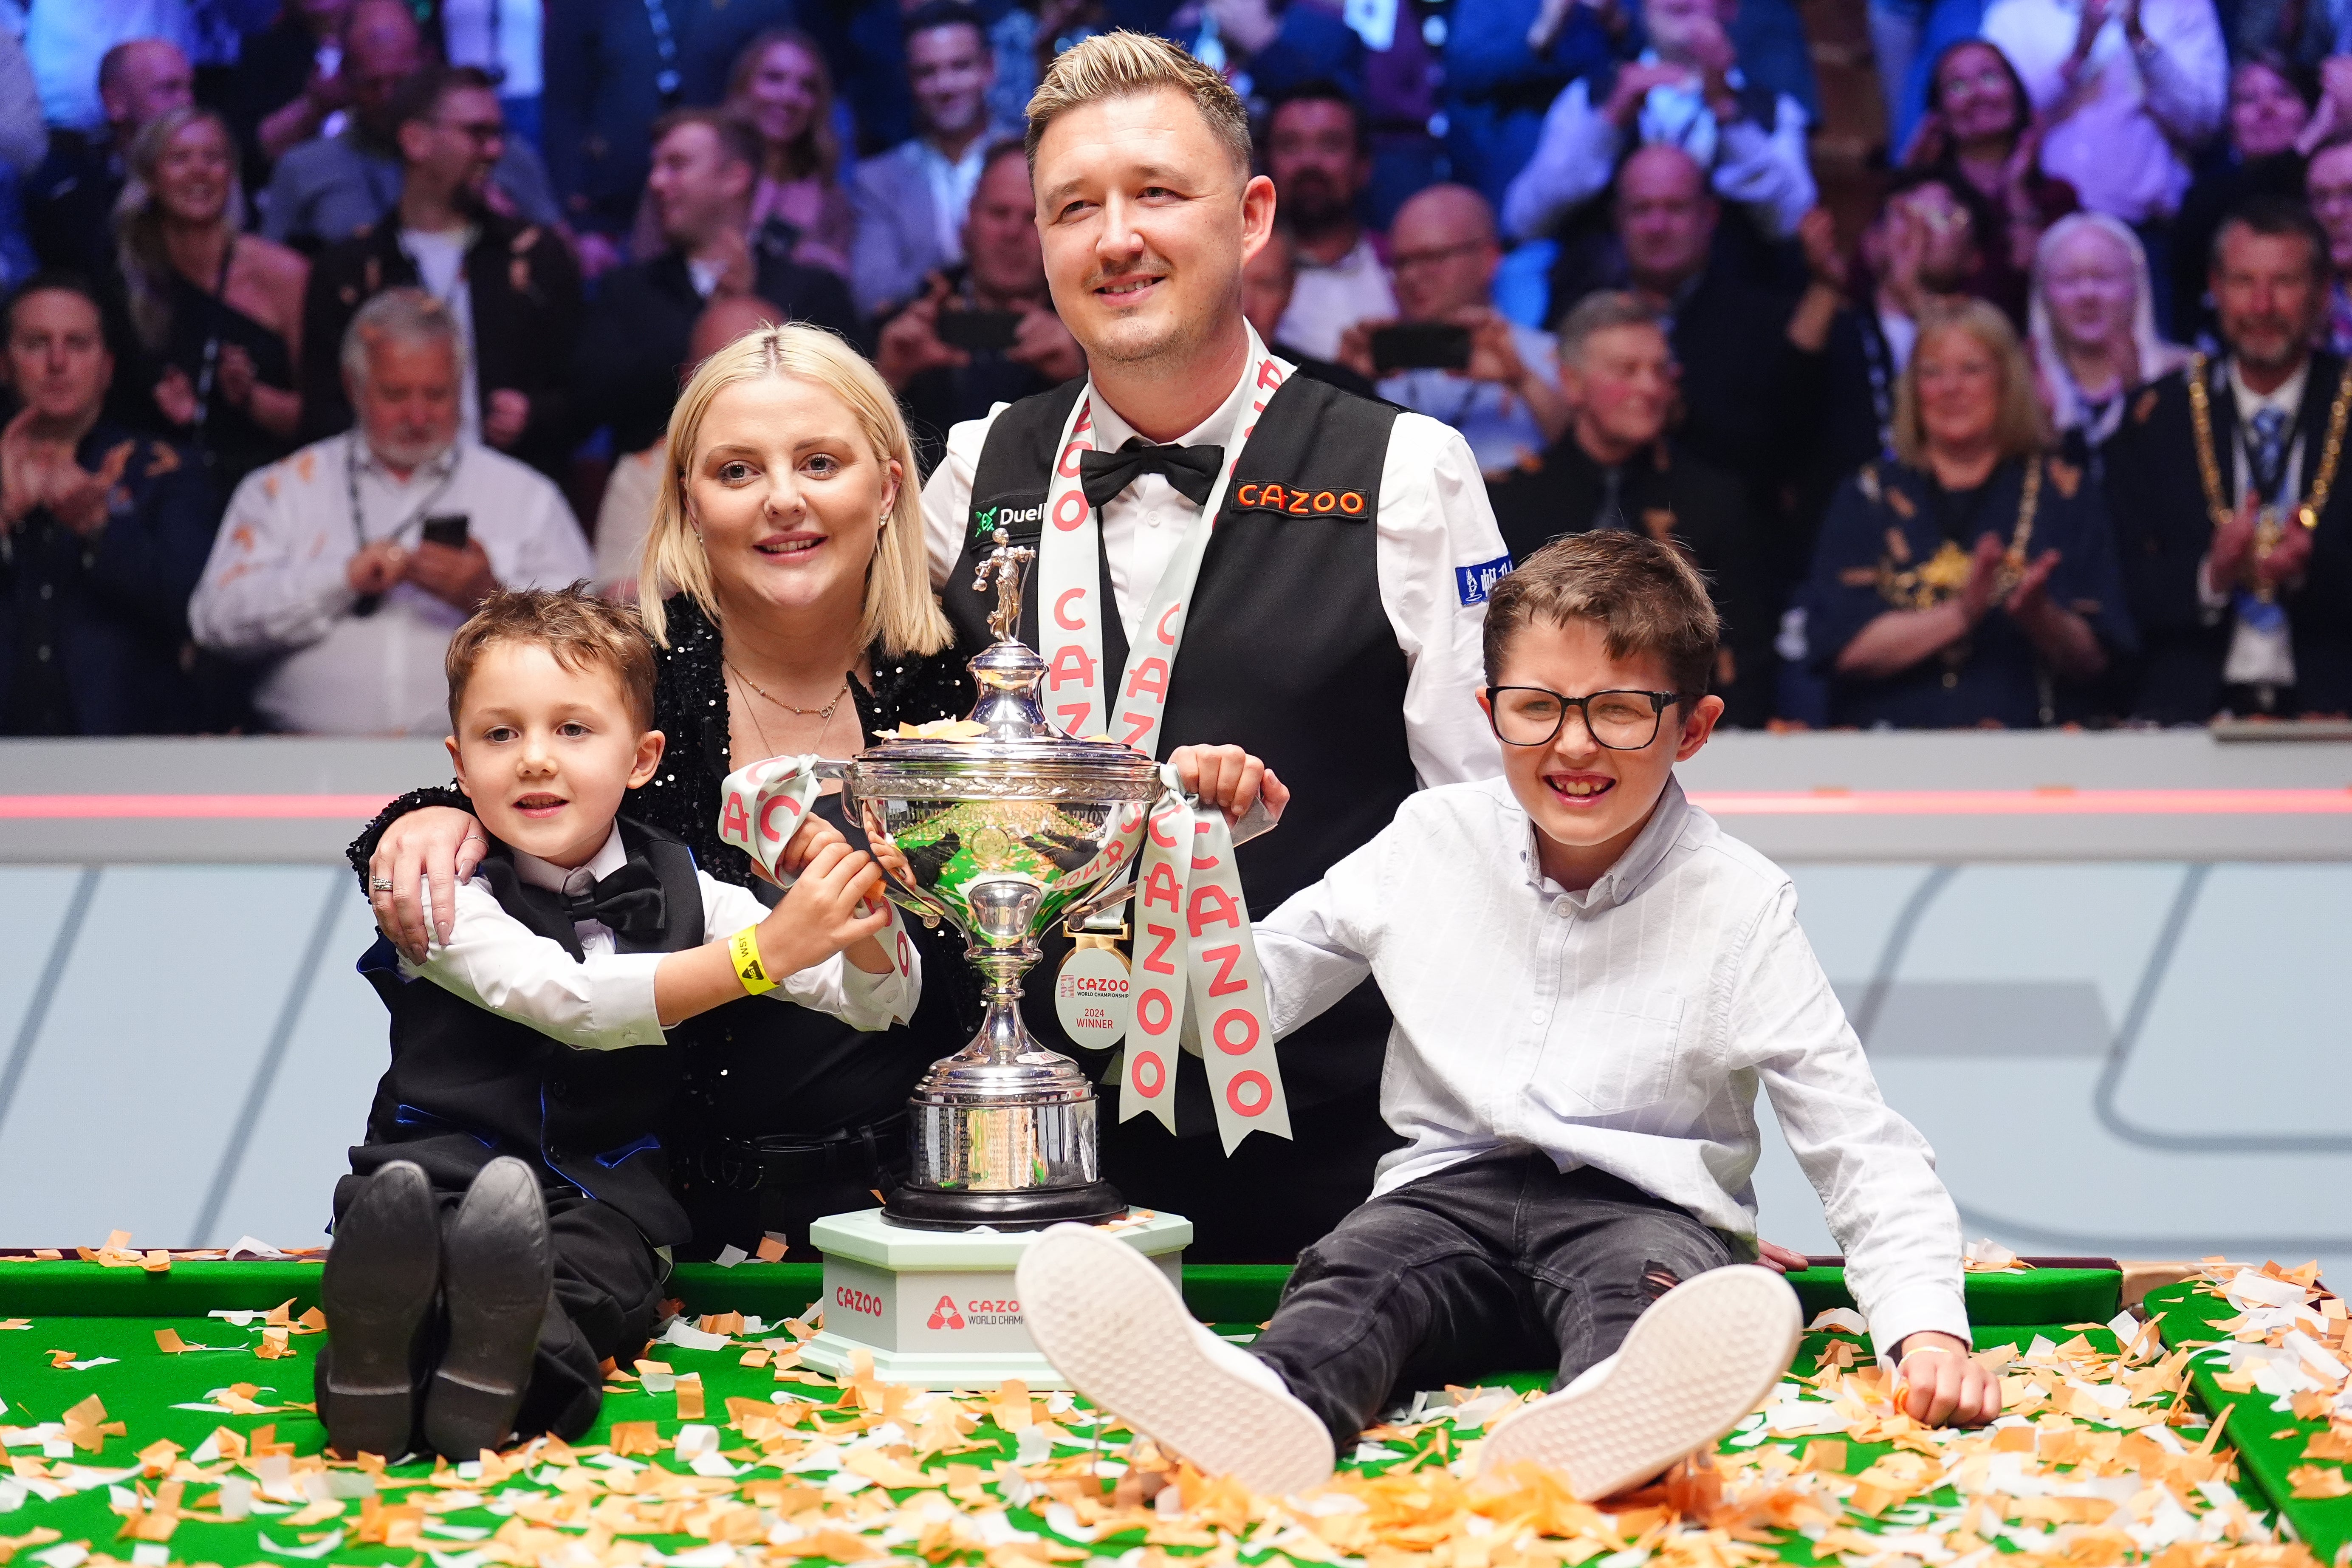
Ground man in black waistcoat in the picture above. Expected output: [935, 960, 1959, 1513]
[2105, 198, 2352, 721]
[918, 32, 1511, 1262]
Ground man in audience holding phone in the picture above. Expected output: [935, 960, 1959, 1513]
[191, 289, 593, 735]
[1336, 184, 1569, 477]
[876, 140, 1085, 471]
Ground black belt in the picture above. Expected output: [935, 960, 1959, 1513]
[692, 1112, 909, 1192]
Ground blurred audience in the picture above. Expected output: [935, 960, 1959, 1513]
[1264, 83, 1398, 360]
[25, 39, 195, 278]
[875, 141, 1083, 472]
[576, 110, 858, 461]
[296, 65, 582, 480]
[541, 0, 797, 271]
[1337, 184, 1568, 475]
[224, 0, 355, 180]
[2028, 211, 2188, 474]
[2173, 53, 2319, 343]
[191, 288, 590, 735]
[727, 29, 856, 277]
[21, 0, 267, 133]
[1240, 226, 1379, 396]
[2308, 133, 2352, 351]
[1807, 298, 2133, 726]
[593, 292, 783, 601]
[0, 271, 219, 736]
[116, 106, 308, 493]
[1503, 0, 1818, 243]
[439, 0, 546, 150]
[850, 3, 1010, 318]
[1488, 291, 1774, 722]
[2106, 198, 2352, 720]
[0, 27, 48, 180]
[260, 0, 559, 253]
[1981, 0, 2225, 327]
[1904, 40, 2079, 308]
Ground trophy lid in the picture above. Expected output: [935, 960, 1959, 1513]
[848, 528, 1160, 794]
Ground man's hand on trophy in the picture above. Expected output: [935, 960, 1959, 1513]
[760, 841, 896, 977]
[1169, 744, 1290, 830]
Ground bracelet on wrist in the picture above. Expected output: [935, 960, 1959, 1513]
[728, 925, 779, 995]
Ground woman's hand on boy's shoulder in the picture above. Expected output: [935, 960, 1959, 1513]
[1169, 743, 1289, 829]
[1893, 1331, 2001, 1428]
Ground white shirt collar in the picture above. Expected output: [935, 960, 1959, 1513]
[511, 822, 629, 897]
[1088, 322, 1271, 458]
[2229, 356, 2310, 421]
[1297, 233, 1380, 276]
[1519, 773, 1692, 912]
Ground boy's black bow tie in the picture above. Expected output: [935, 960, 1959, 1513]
[1079, 438, 1225, 509]
[560, 857, 666, 940]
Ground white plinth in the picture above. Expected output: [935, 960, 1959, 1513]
[799, 1207, 1192, 1389]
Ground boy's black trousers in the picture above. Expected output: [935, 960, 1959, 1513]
[321, 1144, 669, 1441]
[1248, 1150, 1737, 1450]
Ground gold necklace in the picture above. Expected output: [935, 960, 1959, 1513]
[725, 659, 851, 719]
[1875, 457, 2042, 610]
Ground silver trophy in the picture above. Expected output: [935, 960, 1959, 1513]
[841, 530, 1161, 1229]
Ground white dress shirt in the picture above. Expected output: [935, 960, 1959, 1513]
[920, 353, 1508, 788]
[1254, 774, 1971, 1361]
[2192, 359, 2307, 687]
[399, 227, 481, 441]
[1984, 0, 2225, 224]
[189, 433, 593, 734]
[1502, 63, 1817, 242]
[1276, 233, 1400, 361]
[405, 823, 917, 1052]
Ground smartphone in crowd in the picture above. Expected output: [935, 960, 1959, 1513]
[937, 309, 1024, 353]
[1370, 322, 1473, 375]
[420, 514, 471, 551]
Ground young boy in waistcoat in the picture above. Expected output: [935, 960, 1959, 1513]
[1016, 533, 2001, 1497]
[325, 587, 913, 1461]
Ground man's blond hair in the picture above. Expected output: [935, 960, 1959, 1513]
[1024, 31, 1252, 176]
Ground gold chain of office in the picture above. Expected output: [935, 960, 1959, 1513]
[2184, 351, 2352, 534]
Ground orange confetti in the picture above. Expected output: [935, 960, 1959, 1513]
[676, 1371, 706, 1420]
[756, 1236, 788, 1262]
[607, 1421, 663, 1456]
[154, 1328, 188, 1353]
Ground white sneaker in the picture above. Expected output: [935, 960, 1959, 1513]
[1478, 1263, 1800, 1498]
[1016, 1223, 1336, 1495]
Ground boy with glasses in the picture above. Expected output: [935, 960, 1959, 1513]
[1016, 531, 1995, 1497]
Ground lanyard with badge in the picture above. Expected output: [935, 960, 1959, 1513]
[346, 432, 463, 616]
[1030, 327, 1291, 1155]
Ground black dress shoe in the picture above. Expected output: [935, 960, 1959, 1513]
[423, 1156, 553, 1458]
[320, 1160, 440, 1460]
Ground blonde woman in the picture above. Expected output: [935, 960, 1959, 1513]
[115, 105, 308, 490]
[1803, 298, 2137, 727]
[355, 323, 974, 1254]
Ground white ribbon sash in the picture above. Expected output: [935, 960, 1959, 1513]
[1119, 766, 1290, 1153]
[716, 755, 915, 986]
[1033, 326, 1288, 752]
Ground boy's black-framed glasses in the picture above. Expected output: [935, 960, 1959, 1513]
[1484, 686, 1693, 750]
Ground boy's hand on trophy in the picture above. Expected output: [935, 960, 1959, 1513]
[1170, 743, 1290, 828]
[760, 841, 892, 975]
[772, 812, 849, 878]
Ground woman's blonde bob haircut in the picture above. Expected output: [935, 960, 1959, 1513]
[637, 322, 953, 659]
[1891, 297, 2053, 468]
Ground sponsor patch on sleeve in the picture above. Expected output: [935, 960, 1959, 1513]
[1455, 554, 1512, 606]
[970, 494, 1047, 546]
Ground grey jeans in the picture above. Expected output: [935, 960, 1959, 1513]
[1248, 1150, 1736, 1449]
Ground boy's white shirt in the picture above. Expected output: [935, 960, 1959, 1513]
[404, 823, 917, 1050]
[1253, 774, 1970, 1362]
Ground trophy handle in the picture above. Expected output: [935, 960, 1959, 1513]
[1057, 870, 1138, 927]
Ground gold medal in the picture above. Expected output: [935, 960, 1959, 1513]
[1053, 924, 1132, 1051]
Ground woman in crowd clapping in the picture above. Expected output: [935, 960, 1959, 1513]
[2172, 54, 2322, 344]
[1805, 298, 2135, 729]
[2029, 212, 2187, 477]
[114, 106, 306, 492]
[357, 325, 971, 1255]
[727, 29, 856, 278]
[1906, 39, 2079, 316]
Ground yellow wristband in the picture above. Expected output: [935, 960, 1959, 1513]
[728, 926, 778, 995]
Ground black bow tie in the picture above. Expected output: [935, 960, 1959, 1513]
[1079, 438, 1225, 510]
[559, 856, 667, 941]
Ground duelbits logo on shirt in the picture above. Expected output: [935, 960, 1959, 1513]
[971, 494, 1046, 546]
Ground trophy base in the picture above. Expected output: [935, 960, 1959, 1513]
[881, 1179, 1127, 1231]
[801, 1206, 1192, 1388]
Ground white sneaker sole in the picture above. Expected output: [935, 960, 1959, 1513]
[1015, 1223, 1335, 1496]
[1477, 1263, 1800, 1499]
